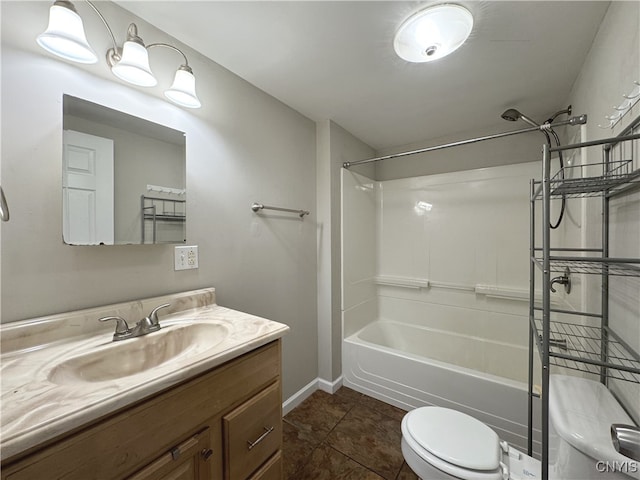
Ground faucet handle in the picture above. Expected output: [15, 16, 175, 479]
[99, 316, 131, 341]
[147, 303, 171, 329]
[611, 424, 640, 461]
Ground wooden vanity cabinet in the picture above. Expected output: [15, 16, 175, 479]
[128, 428, 212, 480]
[1, 341, 283, 480]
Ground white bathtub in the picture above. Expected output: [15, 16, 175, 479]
[343, 320, 541, 453]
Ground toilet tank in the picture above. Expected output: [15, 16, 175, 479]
[548, 375, 639, 479]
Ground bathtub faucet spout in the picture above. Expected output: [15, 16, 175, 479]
[550, 267, 571, 294]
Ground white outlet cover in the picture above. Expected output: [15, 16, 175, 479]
[174, 245, 198, 270]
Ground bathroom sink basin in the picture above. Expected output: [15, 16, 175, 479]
[47, 322, 228, 385]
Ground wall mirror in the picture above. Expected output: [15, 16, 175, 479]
[62, 95, 186, 245]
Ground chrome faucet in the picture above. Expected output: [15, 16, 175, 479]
[99, 303, 171, 341]
[611, 424, 640, 461]
[550, 267, 571, 294]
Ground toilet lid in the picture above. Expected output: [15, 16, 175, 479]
[405, 407, 500, 471]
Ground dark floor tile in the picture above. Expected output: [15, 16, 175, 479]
[282, 420, 318, 480]
[334, 386, 364, 403]
[326, 404, 405, 480]
[284, 390, 356, 444]
[358, 394, 407, 422]
[395, 461, 419, 480]
[295, 443, 385, 480]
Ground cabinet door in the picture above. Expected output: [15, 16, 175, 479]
[128, 428, 213, 480]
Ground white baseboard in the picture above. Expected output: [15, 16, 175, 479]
[318, 375, 343, 394]
[282, 378, 317, 416]
[282, 375, 344, 415]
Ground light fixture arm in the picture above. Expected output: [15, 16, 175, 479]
[146, 43, 191, 69]
[82, 0, 119, 56]
[105, 23, 145, 67]
[75, 2, 191, 68]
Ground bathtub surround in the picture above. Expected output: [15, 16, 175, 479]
[342, 163, 543, 340]
[342, 162, 544, 453]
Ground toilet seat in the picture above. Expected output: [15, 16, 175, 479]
[402, 407, 504, 480]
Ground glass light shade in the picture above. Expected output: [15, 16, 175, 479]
[111, 41, 157, 87]
[165, 68, 201, 109]
[394, 4, 473, 63]
[37, 3, 97, 64]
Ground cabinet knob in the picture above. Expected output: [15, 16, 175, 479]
[201, 448, 213, 461]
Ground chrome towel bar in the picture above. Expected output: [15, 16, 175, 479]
[251, 202, 309, 218]
[0, 186, 9, 222]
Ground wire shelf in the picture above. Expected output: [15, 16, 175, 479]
[142, 213, 186, 221]
[533, 319, 640, 383]
[549, 159, 639, 198]
[141, 195, 186, 244]
[533, 257, 640, 276]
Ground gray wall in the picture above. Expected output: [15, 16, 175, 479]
[0, 1, 318, 400]
[316, 120, 374, 385]
[565, 1, 640, 422]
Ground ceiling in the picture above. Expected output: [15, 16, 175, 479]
[116, 1, 610, 151]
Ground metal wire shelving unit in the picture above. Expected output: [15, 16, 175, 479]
[528, 117, 640, 479]
[141, 195, 186, 244]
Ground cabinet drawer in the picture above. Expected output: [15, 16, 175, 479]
[128, 428, 211, 480]
[223, 382, 281, 480]
[247, 451, 282, 480]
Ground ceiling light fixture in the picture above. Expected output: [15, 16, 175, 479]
[394, 4, 473, 63]
[37, 0, 201, 108]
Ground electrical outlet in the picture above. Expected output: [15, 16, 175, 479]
[174, 245, 198, 270]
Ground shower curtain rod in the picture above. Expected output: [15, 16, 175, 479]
[342, 115, 587, 169]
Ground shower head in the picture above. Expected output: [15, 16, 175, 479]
[501, 108, 540, 127]
[501, 108, 521, 122]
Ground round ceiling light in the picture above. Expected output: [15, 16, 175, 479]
[394, 4, 473, 63]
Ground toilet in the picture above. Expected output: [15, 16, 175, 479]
[401, 375, 638, 479]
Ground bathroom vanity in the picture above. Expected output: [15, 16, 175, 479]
[0, 288, 289, 480]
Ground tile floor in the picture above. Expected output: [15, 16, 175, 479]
[283, 387, 419, 480]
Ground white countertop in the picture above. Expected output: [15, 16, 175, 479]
[0, 288, 289, 461]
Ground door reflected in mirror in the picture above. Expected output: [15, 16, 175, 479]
[63, 95, 186, 245]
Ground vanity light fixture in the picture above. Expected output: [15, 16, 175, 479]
[152, 46, 202, 109]
[37, 0, 97, 64]
[109, 24, 157, 87]
[37, 0, 201, 108]
[394, 3, 473, 63]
